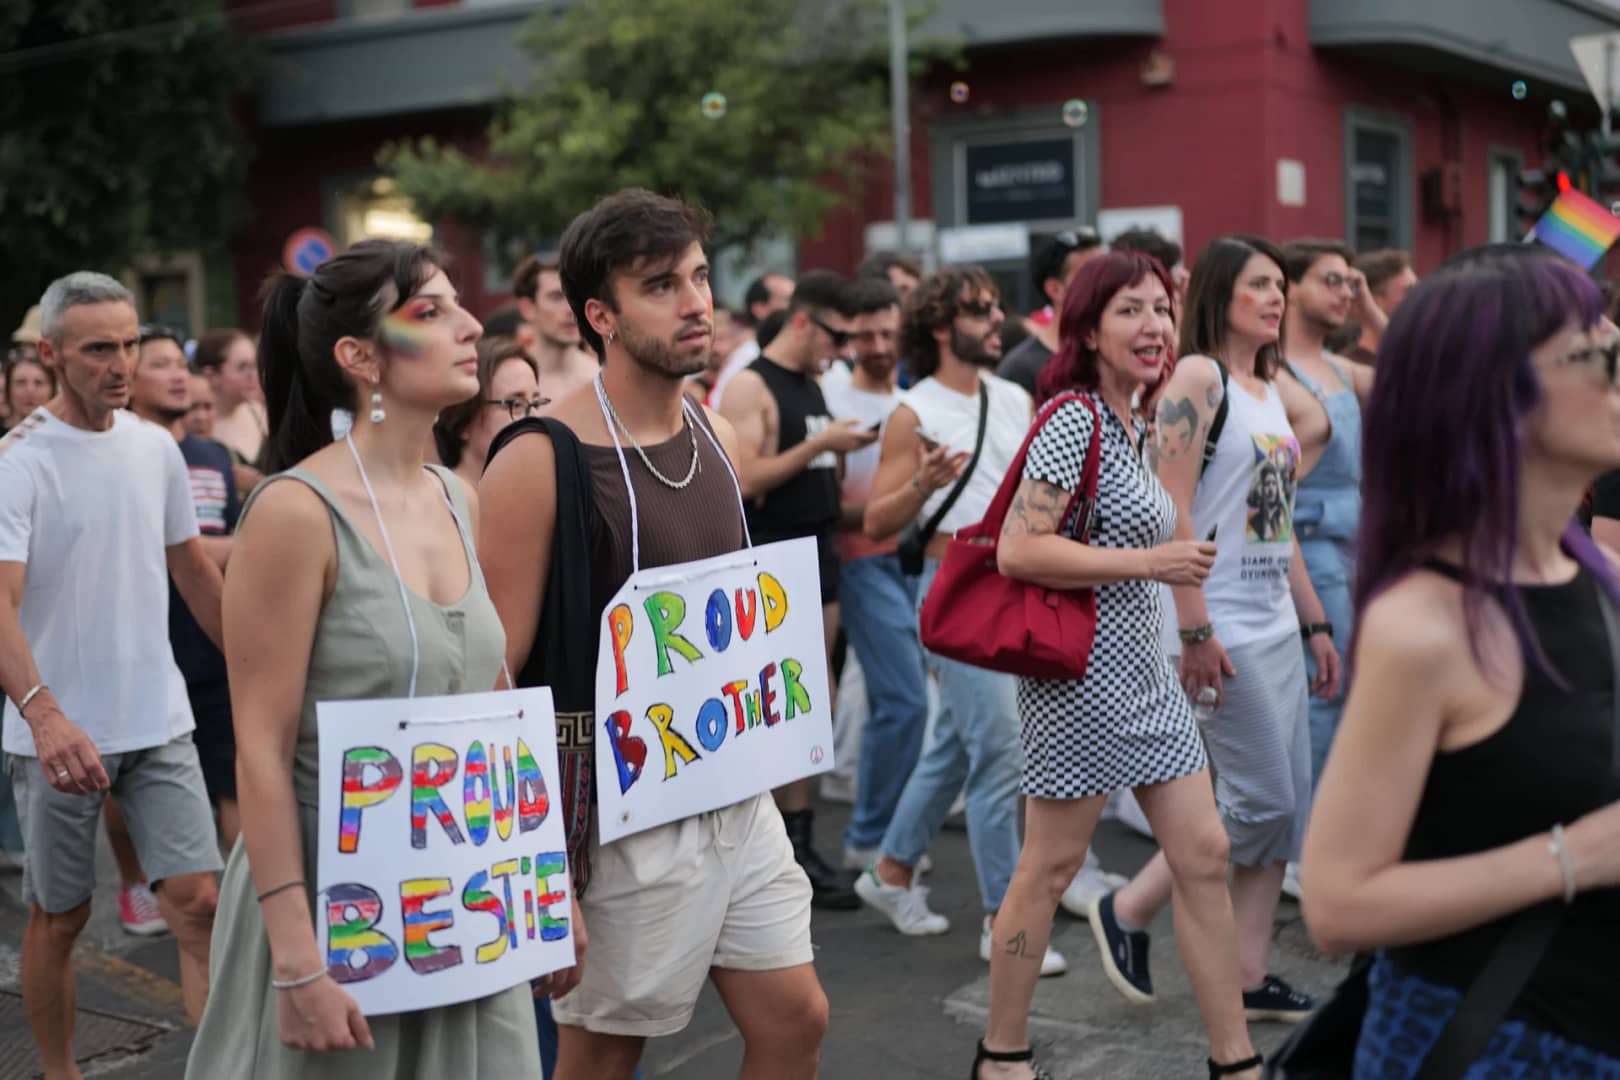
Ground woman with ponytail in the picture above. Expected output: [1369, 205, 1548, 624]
[186, 240, 560, 1077]
[1302, 246, 1620, 1076]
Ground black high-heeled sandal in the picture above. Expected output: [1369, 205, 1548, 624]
[1208, 1052, 1264, 1078]
[971, 1040, 1053, 1080]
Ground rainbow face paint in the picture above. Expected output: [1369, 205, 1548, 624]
[379, 305, 435, 354]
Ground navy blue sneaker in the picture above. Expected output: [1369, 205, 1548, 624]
[1243, 974, 1315, 1023]
[1088, 890, 1154, 1005]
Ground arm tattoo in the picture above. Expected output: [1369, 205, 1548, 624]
[1004, 929, 1031, 958]
[1155, 395, 1199, 462]
[1205, 381, 1222, 411]
[1001, 479, 1068, 538]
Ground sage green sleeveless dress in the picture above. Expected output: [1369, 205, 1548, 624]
[186, 466, 542, 1079]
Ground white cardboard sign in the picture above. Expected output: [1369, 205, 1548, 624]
[594, 537, 834, 843]
[315, 687, 575, 1016]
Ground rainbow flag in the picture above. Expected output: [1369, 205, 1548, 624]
[1532, 189, 1620, 269]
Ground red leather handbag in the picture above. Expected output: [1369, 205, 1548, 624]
[918, 391, 1103, 680]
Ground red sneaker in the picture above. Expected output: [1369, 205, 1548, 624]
[119, 882, 168, 936]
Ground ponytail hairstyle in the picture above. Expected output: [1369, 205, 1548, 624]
[257, 239, 445, 473]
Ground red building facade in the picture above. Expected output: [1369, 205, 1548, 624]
[219, 0, 1620, 324]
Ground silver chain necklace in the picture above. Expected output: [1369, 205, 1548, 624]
[597, 375, 701, 490]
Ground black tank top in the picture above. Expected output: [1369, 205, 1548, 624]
[744, 356, 840, 537]
[1391, 562, 1620, 1055]
[583, 406, 748, 613]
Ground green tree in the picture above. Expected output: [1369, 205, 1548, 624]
[0, 2, 249, 335]
[385, 0, 904, 255]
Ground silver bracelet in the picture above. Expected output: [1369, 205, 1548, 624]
[270, 967, 329, 991]
[16, 683, 45, 713]
[1548, 823, 1577, 904]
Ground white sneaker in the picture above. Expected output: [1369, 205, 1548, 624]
[1059, 865, 1131, 919]
[842, 845, 932, 875]
[854, 868, 949, 936]
[980, 917, 1067, 977]
[1282, 862, 1303, 902]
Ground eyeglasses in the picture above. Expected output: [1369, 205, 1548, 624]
[485, 396, 550, 420]
[810, 317, 853, 349]
[1553, 341, 1620, 384]
[1312, 272, 1359, 294]
[957, 299, 1000, 320]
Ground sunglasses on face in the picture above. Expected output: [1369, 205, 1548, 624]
[1053, 227, 1100, 250]
[957, 299, 1000, 320]
[485, 396, 550, 421]
[810, 317, 853, 349]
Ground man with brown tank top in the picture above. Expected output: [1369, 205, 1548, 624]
[478, 189, 827, 1080]
[720, 269, 877, 909]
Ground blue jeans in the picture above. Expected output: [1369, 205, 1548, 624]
[535, 996, 642, 1079]
[880, 560, 1023, 912]
[839, 554, 928, 851]
[1299, 536, 1354, 785]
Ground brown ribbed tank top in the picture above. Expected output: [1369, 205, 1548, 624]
[583, 406, 748, 612]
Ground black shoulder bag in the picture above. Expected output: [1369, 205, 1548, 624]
[897, 382, 989, 576]
[1200, 360, 1230, 479]
[1266, 587, 1620, 1078]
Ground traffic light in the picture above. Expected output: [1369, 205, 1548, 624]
[1585, 130, 1620, 210]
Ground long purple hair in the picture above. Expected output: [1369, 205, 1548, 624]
[1357, 244, 1620, 674]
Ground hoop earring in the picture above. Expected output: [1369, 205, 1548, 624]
[369, 383, 385, 424]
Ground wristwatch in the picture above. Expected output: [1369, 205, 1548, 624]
[1300, 622, 1333, 640]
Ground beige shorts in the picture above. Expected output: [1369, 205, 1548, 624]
[551, 792, 814, 1037]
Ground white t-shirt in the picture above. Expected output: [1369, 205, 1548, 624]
[710, 338, 761, 408]
[0, 408, 200, 756]
[903, 374, 1033, 534]
[821, 362, 901, 506]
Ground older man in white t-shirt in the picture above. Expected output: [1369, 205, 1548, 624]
[0, 273, 226, 1072]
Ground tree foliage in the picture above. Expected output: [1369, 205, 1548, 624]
[385, 0, 904, 253]
[0, 1, 248, 333]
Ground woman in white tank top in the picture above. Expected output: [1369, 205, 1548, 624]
[1087, 237, 1343, 1040]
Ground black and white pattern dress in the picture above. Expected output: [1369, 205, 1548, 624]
[1017, 393, 1207, 799]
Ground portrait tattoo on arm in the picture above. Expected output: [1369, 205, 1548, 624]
[1002, 479, 1068, 538]
[1155, 394, 1200, 463]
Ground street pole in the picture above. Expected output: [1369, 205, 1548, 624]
[888, 0, 911, 254]
[1607, 38, 1615, 135]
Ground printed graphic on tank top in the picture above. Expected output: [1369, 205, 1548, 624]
[1166, 357, 1301, 651]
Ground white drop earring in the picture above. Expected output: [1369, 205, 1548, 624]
[369, 383, 385, 424]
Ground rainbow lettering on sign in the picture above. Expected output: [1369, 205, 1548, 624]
[325, 883, 399, 983]
[411, 743, 465, 848]
[400, 877, 460, 974]
[463, 741, 493, 846]
[338, 746, 403, 853]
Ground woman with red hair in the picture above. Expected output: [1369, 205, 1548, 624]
[973, 252, 1259, 1080]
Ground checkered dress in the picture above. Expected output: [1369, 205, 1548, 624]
[1016, 394, 1207, 799]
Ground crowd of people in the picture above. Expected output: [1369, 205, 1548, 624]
[1, 184, 1617, 1080]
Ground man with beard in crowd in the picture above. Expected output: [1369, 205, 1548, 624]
[479, 189, 828, 1080]
[1276, 240, 1375, 803]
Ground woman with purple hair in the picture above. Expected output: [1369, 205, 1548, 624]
[1302, 245, 1620, 1077]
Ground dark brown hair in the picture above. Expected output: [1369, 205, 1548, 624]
[1355, 248, 1413, 295]
[1179, 235, 1288, 380]
[433, 337, 539, 469]
[192, 327, 250, 373]
[257, 240, 446, 472]
[557, 189, 713, 360]
[1280, 238, 1354, 284]
[512, 252, 560, 303]
[899, 265, 997, 379]
[4, 355, 56, 413]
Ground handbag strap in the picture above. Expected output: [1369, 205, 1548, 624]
[979, 390, 1098, 535]
[1198, 358, 1229, 480]
[1414, 580, 1620, 1078]
[916, 380, 990, 544]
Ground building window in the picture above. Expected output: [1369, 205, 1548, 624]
[1488, 149, 1524, 243]
[336, 177, 433, 247]
[1344, 109, 1412, 253]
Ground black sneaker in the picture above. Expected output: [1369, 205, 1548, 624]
[781, 809, 859, 910]
[1243, 974, 1316, 1023]
[1088, 890, 1154, 1004]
